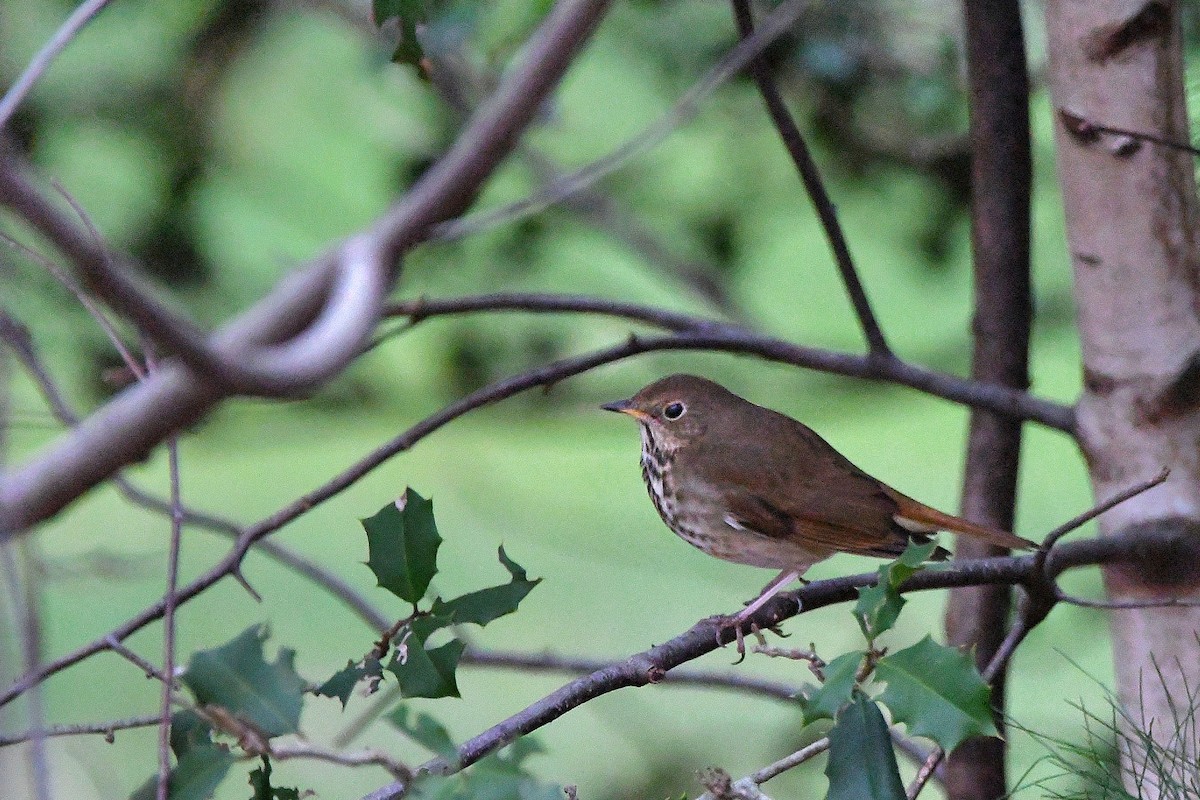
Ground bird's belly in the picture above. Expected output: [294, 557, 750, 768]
[644, 464, 828, 572]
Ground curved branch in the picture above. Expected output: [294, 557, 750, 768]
[0, 0, 615, 535]
[385, 293, 1074, 430]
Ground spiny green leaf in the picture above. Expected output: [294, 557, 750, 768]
[386, 634, 465, 699]
[387, 706, 458, 760]
[825, 694, 906, 800]
[854, 579, 905, 641]
[130, 744, 235, 800]
[854, 541, 937, 640]
[875, 635, 999, 753]
[431, 546, 540, 627]
[181, 625, 305, 739]
[248, 756, 301, 800]
[315, 657, 383, 708]
[797, 651, 863, 726]
[363, 489, 442, 604]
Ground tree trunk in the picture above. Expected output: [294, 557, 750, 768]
[944, 3, 1032, 798]
[1046, 1, 1200, 795]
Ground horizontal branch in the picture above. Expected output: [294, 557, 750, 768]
[387, 294, 1074, 431]
[362, 530, 1200, 800]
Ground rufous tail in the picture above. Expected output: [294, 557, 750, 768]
[890, 492, 1037, 550]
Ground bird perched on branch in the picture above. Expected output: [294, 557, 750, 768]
[603, 374, 1035, 646]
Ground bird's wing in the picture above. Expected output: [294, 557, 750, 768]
[710, 419, 912, 557]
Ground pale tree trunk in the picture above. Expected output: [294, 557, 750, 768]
[1046, 1, 1200, 795]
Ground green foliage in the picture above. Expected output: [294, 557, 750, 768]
[181, 625, 306, 739]
[430, 546, 541, 626]
[316, 657, 384, 708]
[824, 694, 906, 800]
[388, 708, 561, 800]
[386, 630, 466, 699]
[875, 635, 998, 753]
[325, 494, 539, 703]
[854, 540, 938, 641]
[797, 651, 863, 726]
[248, 756, 302, 800]
[364, 488, 443, 604]
[130, 737, 235, 800]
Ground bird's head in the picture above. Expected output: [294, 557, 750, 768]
[602, 373, 740, 449]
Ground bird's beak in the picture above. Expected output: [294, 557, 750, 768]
[601, 398, 649, 421]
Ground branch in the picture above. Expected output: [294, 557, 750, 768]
[0, 0, 115, 128]
[424, 0, 816, 245]
[729, 0, 889, 356]
[0, 0, 615, 535]
[359, 526, 1199, 800]
[944, 2, 1033, 797]
[384, 293, 1074, 430]
[0, 310, 390, 631]
[0, 714, 161, 747]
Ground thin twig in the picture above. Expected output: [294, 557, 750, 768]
[0, 713, 162, 746]
[0, 543, 51, 800]
[156, 428, 184, 800]
[425, 0, 815, 245]
[729, 0, 889, 355]
[694, 738, 831, 800]
[0, 0, 115, 128]
[268, 741, 412, 781]
[105, 635, 169, 684]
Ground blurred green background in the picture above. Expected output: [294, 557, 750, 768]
[4, 0, 1192, 798]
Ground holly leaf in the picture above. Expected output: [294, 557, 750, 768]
[170, 710, 215, 758]
[797, 651, 863, 726]
[130, 744, 235, 800]
[248, 756, 301, 800]
[854, 541, 938, 640]
[431, 546, 540, 627]
[825, 694, 906, 800]
[364, 489, 442, 604]
[181, 625, 305, 739]
[386, 626, 465, 699]
[315, 656, 384, 708]
[386, 706, 458, 760]
[875, 635, 999, 753]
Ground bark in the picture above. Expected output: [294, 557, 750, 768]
[944, 3, 1032, 798]
[1046, 1, 1200, 795]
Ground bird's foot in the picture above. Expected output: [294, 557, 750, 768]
[707, 613, 788, 664]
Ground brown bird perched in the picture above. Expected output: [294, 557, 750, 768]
[603, 374, 1035, 635]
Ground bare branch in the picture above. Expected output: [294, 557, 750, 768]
[384, 293, 1074, 430]
[267, 742, 412, 781]
[694, 739, 831, 800]
[0, 0, 615, 535]
[425, 0, 816, 245]
[0, 310, 390, 631]
[0, 0, 115, 129]
[0, 714, 161, 747]
[729, 0, 889, 356]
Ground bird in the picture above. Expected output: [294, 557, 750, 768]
[602, 374, 1035, 641]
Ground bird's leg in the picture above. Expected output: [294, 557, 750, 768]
[715, 569, 804, 660]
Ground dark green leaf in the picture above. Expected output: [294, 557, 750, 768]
[386, 635, 465, 699]
[316, 657, 384, 708]
[181, 626, 305, 739]
[364, 489, 442, 604]
[854, 579, 905, 641]
[875, 635, 999, 753]
[130, 744, 235, 800]
[248, 756, 301, 800]
[825, 694, 906, 800]
[798, 651, 863, 725]
[170, 710, 214, 759]
[431, 547, 540, 627]
[386, 706, 458, 760]
[854, 541, 937, 640]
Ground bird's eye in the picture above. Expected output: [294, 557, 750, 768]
[663, 402, 686, 420]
